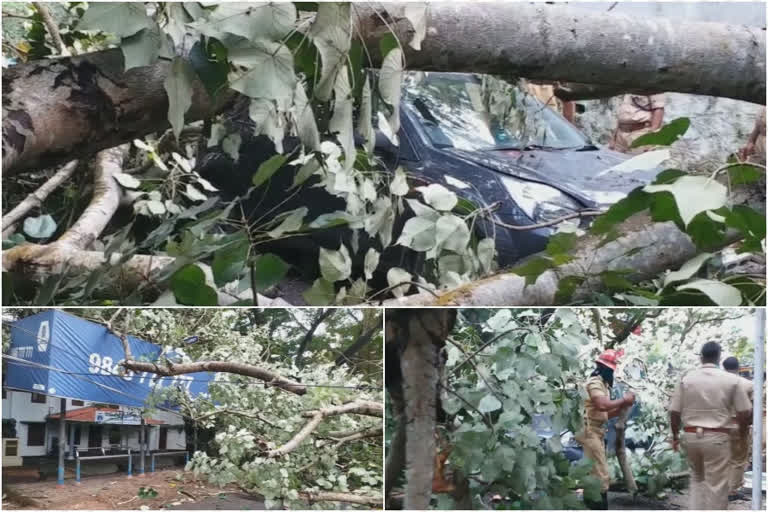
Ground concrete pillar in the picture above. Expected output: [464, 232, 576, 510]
[57, 398, 66, 486]
[138, 419, 146, 476]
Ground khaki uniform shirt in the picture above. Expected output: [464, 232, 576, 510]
[584, 375, 610, 425]
[669, 364, 752, 429]
[730, 376, 754, 426]
[754, 108, 766, 161]
[524, 82, 562, 113]
[617, 94, 666, 125]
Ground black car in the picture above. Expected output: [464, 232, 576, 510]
[376, 72, 664, 267]
[200, 72, 664, 275]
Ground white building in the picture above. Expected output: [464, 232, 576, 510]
[2, 389, 186, 462]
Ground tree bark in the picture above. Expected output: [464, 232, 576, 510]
[295, 308, 334, 368]
[334, 323, 379, 367]
[4, 4, 763, 178]
[356, 3, 764, 104]
[122, 360, 307, 395]
[2, 49, 226, 175]
[614, 405, 638, 494]
[387, 309, 457, 510]
[384, 213, 742, 307]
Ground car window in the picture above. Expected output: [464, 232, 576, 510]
[402, 72, 589, 151]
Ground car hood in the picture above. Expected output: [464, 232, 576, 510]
[445, 147, 664, 208]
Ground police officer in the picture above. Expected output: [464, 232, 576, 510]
[669, 342, 752, 510]
[576, 348, 635, 510]
[608, 94, 665, 154]
[722, 356, 754, 501]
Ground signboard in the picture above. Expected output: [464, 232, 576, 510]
[6, 310, 213, 408]
[94, 410, 142, 425]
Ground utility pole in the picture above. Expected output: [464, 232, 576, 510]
[752, 308, 764, 511]
[57, 398, 66, 486]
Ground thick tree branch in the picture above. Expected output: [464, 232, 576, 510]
[3, 49, 229, 175]
[334, 322, 379, 367]
[268, 400, 383, 457]
[57, 145, 127, 250]
[384, 213, 743, 306]
[122, 360, 307, 395]
[295, 308, 334, 368]
[2, 159, 79, 237]
[355, 3, 765, 104]
[32, 2, 70, 57]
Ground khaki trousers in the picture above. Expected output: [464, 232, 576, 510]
[610, 127, 653, 155]
[683, 431, 731, 510]
[577, 423, 610, 492]
[729, 427, 752, 493]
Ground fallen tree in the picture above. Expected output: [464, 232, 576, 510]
[3, 3, 763, 176]
[356, 3, 765, 104]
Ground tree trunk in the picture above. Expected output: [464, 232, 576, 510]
[2, 49, 227, 175]
[387, 309, 457, 510]
[384, 213, 742, 307]
[614, 405, 638, 494]
[295, 308, 334, 368]
[356, 3, 764, 104]
[4, 5, 763, 178]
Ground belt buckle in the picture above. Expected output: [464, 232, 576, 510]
[696, 427, 703, 438]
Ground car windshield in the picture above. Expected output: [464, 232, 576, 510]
[402, 72, 589, 151]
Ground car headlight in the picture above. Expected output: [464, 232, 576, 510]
[500, 175, 583, 222]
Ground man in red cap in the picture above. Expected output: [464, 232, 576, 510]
[576, 348, 636, 509]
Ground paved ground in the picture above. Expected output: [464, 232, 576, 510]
[608, 490, 754, 510]
[2, 469, 264, 510]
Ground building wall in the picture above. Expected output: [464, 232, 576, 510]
[2, 390, 186, 458]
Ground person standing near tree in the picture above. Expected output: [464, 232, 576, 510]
[739, 107, 766, 164]
[668, 342, 752, 510]
[608, 93, 665, 154]
[575, 348, 635, 510]
[722, 356, 754, 501]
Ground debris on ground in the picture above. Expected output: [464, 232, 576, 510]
[1, 469, 260, 510]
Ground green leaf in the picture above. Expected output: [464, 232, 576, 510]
[630, 117, 690, 148]
[357, 75, 374, 154]
[171, 265, 218, 306]
[303, 277, 335, 306]
[77, 2, 153, 38]
[23, 214, 57, 239]
[510, 257, 555, 285]
[188, 39, 229, 98]
[196, 3, 296, 41]
[663, 253, 712, 286]
[387, 267, 412, 298]
[121, 24, 168, 70]
[379, 46, 403, 133]
[2, 233, 26, 250]
[600, 270, 634, 292]
[293, 81, 321, 151]
[329, 65, 355, 169]
[113, 172, 141, 189]
[590, 188, 650, 235]
[476, 238, 496, 274]
[416, 184, 458, 211]
[164, 57, 196, 141]
[726, 205, 766, 241]
[727, 164, 764, 185]
[554, 275, 585, 304]
[228, 41, 296, 102]
[396, 217, 436, 252]
[727, 276, 765, 305]
[390, 167, 409, 196]
[212, 239, 250, 287]
[267, 207, 308, 238]
[318, 244, 352, 283]
[309, 2, 352, 101]
[403, 4, 428, 50]
[546, 232, 578, 257]
[643, 175, 728, 226]
[435, 214, 471, 254]
[676, 279, 742, 306]
[251, 253, 290, 291]
[252, 154, 288, 188]
[686, 212, 726, 250]
[364, 248, 380, 280]
[478, 394, 502, 413]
